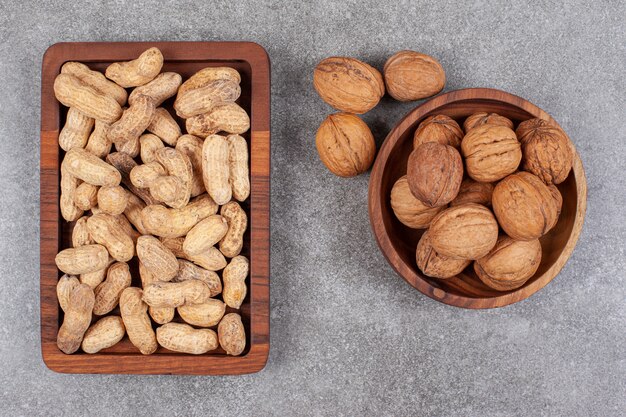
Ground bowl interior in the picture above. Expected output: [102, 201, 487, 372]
[375, 94, 581, 307]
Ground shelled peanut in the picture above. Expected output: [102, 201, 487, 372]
[53, 47, 250, 356]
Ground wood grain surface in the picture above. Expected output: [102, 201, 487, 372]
[368, 88, 587, 309]
[40, 42, 270, 374]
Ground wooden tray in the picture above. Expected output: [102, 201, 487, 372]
[40, 42, 270, 374]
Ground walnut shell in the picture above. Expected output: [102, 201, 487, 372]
[407, 142, 463, 208]
[450, 179, 494, 207]
[474, 236, 542, 291]
[516, 118, 573, 185]
[413, 115, 463, 149]
[416, 230, 471, 279]
[315, 113, 375, 177]
[463, 112, 513, 133]
[461, 124, 521, 182]
[383, 51, 445, 101]
[313, 57, 384, 114]
[548, 184, 563, 229]
[428, 203, 499, 260]
[492, 172, 560, 241]
[390, 176, 445, 229]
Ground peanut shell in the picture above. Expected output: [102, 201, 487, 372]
[63, 148, 121, 187]
[202, 134, 232, 205]
[71, 216, 93, 247]
[105, 47, 163, 88]
[175, 134, 206, 197]
[59, 108, 94, 151]
[85, 120, 112, 159]
[74, 182, 99, 211]
[183, 214, 229, 256]
[173, 260, 222, 297]
[227, 134, 250, 201]
[55, 244, 110, 275]
[178, 67, 241, 97]
[177, 299, 226, 328]
[161, 237, 227, 271]
[147, 107, 182, 146]
[93, 262, 132, 315]
[139, 133, 165, 164]
[54, 73, 122, 123]
[56, 274, 80, 313]
[61, 61, 127, 106]
[57, 283, 94, 354]
[129, 72, 182, 106]
[87, 213, 135, 262]
[120, 287, 157, 355]
[219, 201, 248, 258]
[156, 323, 218, 354]
[174, 79, 241, 118]
[186, 102, 250, 137]
[97, 185, 128, 216]
[136, 235, 179, 282]
[108, 94, 156, 148]
[222, 256, 248, 309]
[141, 194, 218, 238]
[142, 280, 211, 308]
[81, 316, 126, 354]
[218, 313, 245, 356]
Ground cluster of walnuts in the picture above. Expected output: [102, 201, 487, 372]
[312, 51, 446, 177]
[391, 113, 573, 291]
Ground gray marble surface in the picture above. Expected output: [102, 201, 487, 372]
[0, 0, 624, 416]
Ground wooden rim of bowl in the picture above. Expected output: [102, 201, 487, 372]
[368, 88, 587, 309]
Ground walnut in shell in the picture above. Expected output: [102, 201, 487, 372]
[313, 56, 385, 114]
[383, 51, 445, 101]
[461, 124, 521, 182]
[315, 113, 375, 177]
[413, 115, 463, 149]
[390, 176, 445, 229]
[406, 142, 463, 208]
[474, 236, 542, 291]
[492, 171, 560, 241]
[450, 179, 494, 207]
[547, 184, 563, 230]
[463, 112, 513, 133]
[428, 203, 499, 260]
[416, 230, 471, 279]
[516, 118, 573, 185]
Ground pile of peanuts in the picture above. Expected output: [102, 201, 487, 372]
[53, 47, 250, 356]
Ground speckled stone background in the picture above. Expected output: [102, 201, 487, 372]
[0, 0, 624, 416]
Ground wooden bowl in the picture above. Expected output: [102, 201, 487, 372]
[40, 42, 270, 374]
[368, 88, 587, 309]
